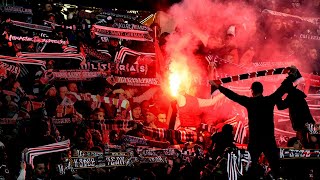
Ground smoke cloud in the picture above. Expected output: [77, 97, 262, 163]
[161, 0, 320, 128]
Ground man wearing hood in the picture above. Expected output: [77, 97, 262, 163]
[277, 85, 315, 148]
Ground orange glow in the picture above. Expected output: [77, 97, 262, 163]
[168, 60, 192, 97]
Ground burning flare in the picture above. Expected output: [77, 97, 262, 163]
[168, 60, 192, 97]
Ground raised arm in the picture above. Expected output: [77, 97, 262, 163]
[218, 86, 250, 107]
[210, 80, 250, 107]
[269, 78, 293, 102]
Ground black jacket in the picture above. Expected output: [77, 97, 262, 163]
[276, 87, 315, 131]
[218, 79, 291, 144]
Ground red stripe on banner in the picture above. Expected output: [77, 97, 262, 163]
[249, 72, 257, 78]
[231, 76, 238, 81]
[266, 69, 274, 75]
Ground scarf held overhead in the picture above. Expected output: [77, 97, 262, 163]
[92, 25, 153, 42]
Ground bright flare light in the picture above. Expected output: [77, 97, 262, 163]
[168, 60, 191, 97]
[169, 71, 182, 97]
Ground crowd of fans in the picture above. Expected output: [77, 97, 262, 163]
[0, 0, 319, 179]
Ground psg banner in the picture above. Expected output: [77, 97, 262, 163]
[0, 6, 33, 15]
[52, 70, 107, 81]
[92, 25, 153, 42]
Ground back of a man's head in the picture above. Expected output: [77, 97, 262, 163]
[251, 81, 263, 95]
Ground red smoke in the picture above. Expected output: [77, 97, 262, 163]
[160, 0, 319, 129]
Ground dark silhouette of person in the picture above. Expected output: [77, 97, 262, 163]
[210, 77, 293, 179]
[277, 86, 315, 148]
[209, 124, 236, 161]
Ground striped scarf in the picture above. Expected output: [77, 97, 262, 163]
[142, 127, 198, 143]
[0, 55, 46, 77]
[305, 122, 319, 134]
[92, 25, 153, 42]
[65, 92, 130, 110]
[234, 121, 248, 144]
[10, 20, 52, 32]
[227, 150, 251, 180]
[114, 47, 155, 64]
[17, 52, 85, 62]
[23, 140, 70, 168]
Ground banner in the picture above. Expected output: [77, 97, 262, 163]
[92, 25, 153, 42]
[52, 70, 106, 81]
[10, 20, 51, 32]
[76, 150, 103, 157]
[112, 22, 151, 31]
[262, 9, 320, 25]
[305, 123, 320, 134]
[70, 157, 98, 169]
[99, 12, 138, 21]
[114, 47, 155, 64]
[279, 148, 320, 159]
[0, 6, 32, 15]
[0, 118, 19, 125]
[18, 52, 85, 62]
[0, 55, 46, 78]
[103, 153, 130, 167]
[24, 140, 70, 168]
[121, 135, 170, 148]
[0, 61, 20, 76]
[51, 117, 81, 125]
[108, 76, 160, 86]
[81, 44, 112, 61]
[300, 34, 320, 41]
[80, 62, 148, 75]
[65, 92, 130, 110]
[9, 35, 68, 45]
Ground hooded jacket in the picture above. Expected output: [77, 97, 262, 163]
[277, 86, 315, 131]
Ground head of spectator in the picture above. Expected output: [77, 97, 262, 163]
[44, 84, 57, 97]
[27, 42, 35, 52]
[155, 111, 168, 129]
[47, 13, 56, 23]
[43, 3, 53, 13]
[11, 81, 20, 92]
[250, 81, 263, 97]
[221, 124, 234, 136]
[307, 48, 318, 61]
[287, 137, 302, 149]
[289, 39, 302, 53]
[33, 156, 49, 179]
[92, 108, 105, 121]
[271, 19, 282, 32]
[59, 86, 68, 100]
[67, 82, 78, 93]
[75, 128, 94, 150]
[46, 60, 55, 70]
[157, 112, 166, 123]
[140, 100, 150, 117]
[132, 102, 142, 120]
[225, 25, 237, 46]
[109, 38, 119, 48]
[144, 106, 158, 128]
[206, 35, 225, 50]
[119, 108, 130, 120]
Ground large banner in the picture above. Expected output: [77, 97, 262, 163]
[92, 25, 153, 42]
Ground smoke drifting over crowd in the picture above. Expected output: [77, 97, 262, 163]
[164, 0, 258, 96]
[161, 0, 320, 124]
